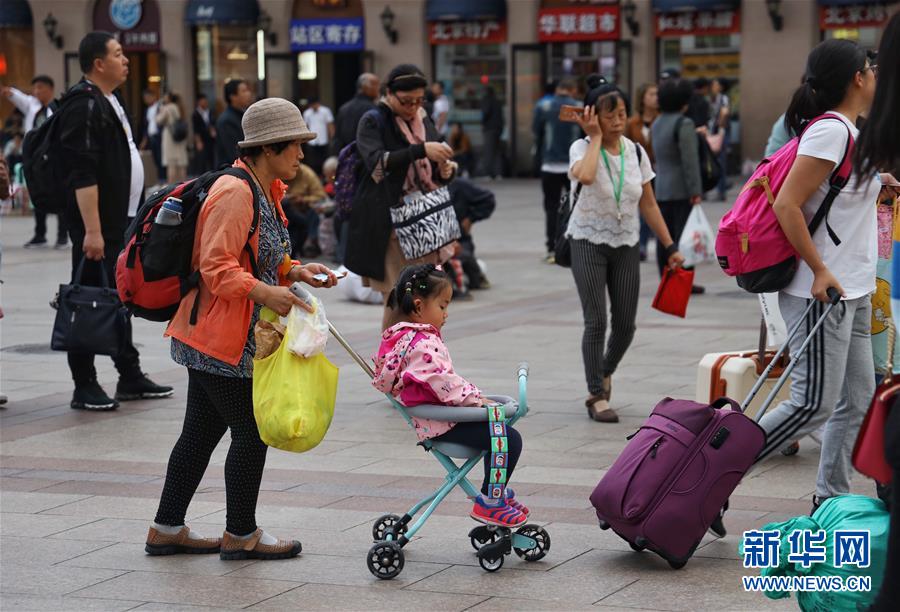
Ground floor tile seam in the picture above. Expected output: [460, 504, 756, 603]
[39, 516, 109, 538]
[458, 595, 493, 611]
[241, 582, 308, 609]
[591, 577, 642, 606]
[30, 494, 98, 514]
[61, 568, 134, 598]
[543, 547, 596, 574]
[45, 540, 120, 567]
[405, 582, 598, 605]
[397, 564, 459, 592]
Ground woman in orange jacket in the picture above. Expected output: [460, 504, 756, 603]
[147, 98, 337, 561]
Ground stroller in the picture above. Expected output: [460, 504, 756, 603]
[327, 322, 551, 579]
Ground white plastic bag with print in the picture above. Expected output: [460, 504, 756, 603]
[678, 205, 717, 268]
[285, 297, 329, 358]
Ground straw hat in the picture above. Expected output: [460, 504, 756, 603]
[238, 98, 317, 148]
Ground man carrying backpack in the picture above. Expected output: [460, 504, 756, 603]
[2, 75, 67, 249]
[57, 32, 173, 411]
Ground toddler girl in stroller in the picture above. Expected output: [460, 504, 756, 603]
[373, 264, 530, 527]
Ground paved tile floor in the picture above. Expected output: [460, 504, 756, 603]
[0, 180, 878, 610]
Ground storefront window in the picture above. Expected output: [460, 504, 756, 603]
[824, 27, 881, 49]
[659, 34, 741, 80]
[434, 43, 507, 147]
[548, 41, 618, 92]
[194, 25, 260, 115]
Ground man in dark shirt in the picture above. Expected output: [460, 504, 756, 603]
[191, 93, 216, 174]
[333, 73, 379, 154]
[687, 77, 712, 129]
[214, 79, 253, 168]
[57, 32, 173, 411]
[450, 178, 496, 290]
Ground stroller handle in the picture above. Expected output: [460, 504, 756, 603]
[516, 362, 529, 420]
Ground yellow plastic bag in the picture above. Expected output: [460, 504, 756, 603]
[253, 310, 338, 453]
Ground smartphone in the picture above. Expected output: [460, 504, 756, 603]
[312, 271, 348, 283]
[559, 104, 583, 123]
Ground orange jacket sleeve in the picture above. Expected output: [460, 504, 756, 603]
[196, 176, 259, 300]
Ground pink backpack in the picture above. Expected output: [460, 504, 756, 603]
[715, 115, 854, 293]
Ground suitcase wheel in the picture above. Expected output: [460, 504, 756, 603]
[667, 559, 687, 570]
[629, 541, 645, 552]
[598, 520, 610, 530]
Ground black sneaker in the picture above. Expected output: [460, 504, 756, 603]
[115, 374, 174, 401]
[54, 240, 69, 250]
[24, 236, 48, 248]
[708, 500, 728, 537]
[811, 495, 829, 516]
[71, 381, 119, 411]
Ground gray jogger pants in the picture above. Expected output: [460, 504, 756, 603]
[755, 292, 874, 499]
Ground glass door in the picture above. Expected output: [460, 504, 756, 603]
[511, 44, 544, 177]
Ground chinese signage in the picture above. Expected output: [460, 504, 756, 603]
[93, 0, 161, 52]
[820, 4, 890, 30]
[655, 10, 740, 37]
[290, 18, 365, 52]
[537, 6, 620, 42]
[429, 20, 507, 45]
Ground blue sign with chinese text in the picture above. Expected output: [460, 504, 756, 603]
[290, 18, 365, 52]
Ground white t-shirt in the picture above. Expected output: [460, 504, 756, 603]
[783, 111, 880, 301]
[566, 137, 655, 248]
[146, 101, 160, 137]
[432, 95, 450, 135]
[303, 106, 334, 146]
[106, 93, 145, 218]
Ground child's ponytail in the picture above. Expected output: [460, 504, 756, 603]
[390, 264, 451, 316]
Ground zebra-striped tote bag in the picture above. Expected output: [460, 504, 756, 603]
[390, 186, 461, 260]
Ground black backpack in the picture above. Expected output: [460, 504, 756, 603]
[675, 116, 723, 193]
[172, 118, 189, 143]
[22, 82, 101, 215]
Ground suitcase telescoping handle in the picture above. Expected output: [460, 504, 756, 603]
[741, 288, 842, 422]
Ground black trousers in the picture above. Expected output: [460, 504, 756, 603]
[155, 369, 267, 536]
[303, 144, 329, 177]
[541, 171, 569, 253]
[34, 210, 68, 243]
[479, 130, 503, 178]
[434, 422, 522, 496]
[67, 235, 141, 386]
[871, 397, 900, 609]
[656, 199, 693, 276]
[457, 235, 486, 289]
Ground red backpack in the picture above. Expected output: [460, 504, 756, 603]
[116, 168, 260, 322]
[715, 115, 853, 293]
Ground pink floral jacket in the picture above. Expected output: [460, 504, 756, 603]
[372, 322, 483, 441]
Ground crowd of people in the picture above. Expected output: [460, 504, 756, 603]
[1, 13, 899, 604]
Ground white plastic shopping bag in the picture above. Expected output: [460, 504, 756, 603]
[285, 297, 329, 357]
[678, 205, 716, 268]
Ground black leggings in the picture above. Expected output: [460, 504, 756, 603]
[656, 199, 693, 277]
[433, 422, 522, 496]
[155, 369, 267, 536]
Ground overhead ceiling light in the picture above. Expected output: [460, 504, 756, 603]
[227, 46, 249, 61]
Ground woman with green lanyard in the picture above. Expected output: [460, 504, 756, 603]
[568, 78, 685, 423]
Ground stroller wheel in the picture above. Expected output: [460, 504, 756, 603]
[469, 525, 499, 551]
[367, 541, 405, 580]
[479, 554, 504, 572]
[513, 525, 551, 562]
[372, 514, 406, 542]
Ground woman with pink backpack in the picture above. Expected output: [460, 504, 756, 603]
[749, 39, 880, 514]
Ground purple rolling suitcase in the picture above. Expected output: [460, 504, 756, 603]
[590, 291, 841, 568]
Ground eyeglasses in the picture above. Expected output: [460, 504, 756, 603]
[393, 94, 425, 108]
[870, 64, 879, 78]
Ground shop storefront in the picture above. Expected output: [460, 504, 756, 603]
[0, 0, 34, 127]
[537, 0, 626, 92]
[428, 0, 508, 153]
[288, 0, 368, 111]
[92, 0, 163, 135]
[653, 0, 741, 81]
[819, 0, 895, 49]
[186, 0, 262, 115]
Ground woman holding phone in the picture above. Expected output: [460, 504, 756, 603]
[567, 76, 684, 423]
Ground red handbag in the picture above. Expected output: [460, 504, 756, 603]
[652, 267, 694, 318]
[853, 321, 898, 484]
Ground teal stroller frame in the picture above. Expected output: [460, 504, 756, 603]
[328, 323, 551, 579]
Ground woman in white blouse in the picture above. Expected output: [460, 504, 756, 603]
[568, 78, 684, 423]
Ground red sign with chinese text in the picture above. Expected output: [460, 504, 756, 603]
[537, 6, 620, 42]
[655, 10, 740, 37]
[820, 4, 890, 30]
[429, 20, 507, 45]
